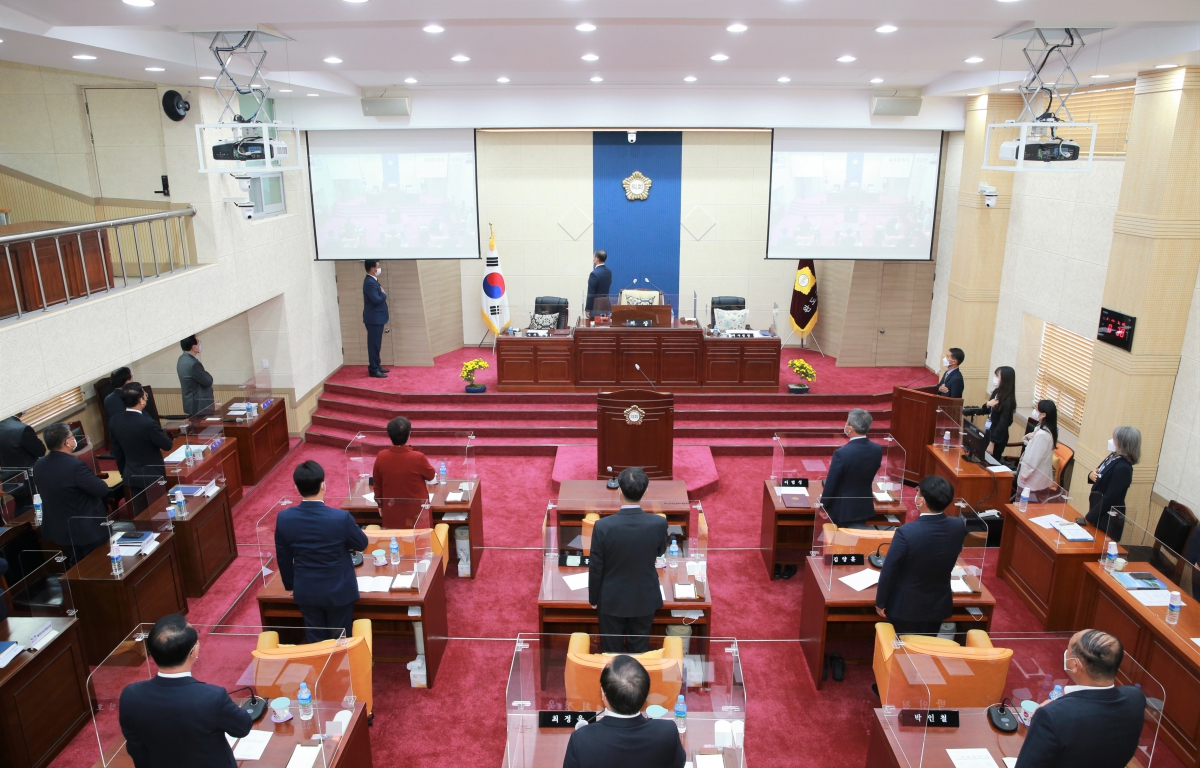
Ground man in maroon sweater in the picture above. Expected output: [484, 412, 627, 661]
[372, 416, 436, 511]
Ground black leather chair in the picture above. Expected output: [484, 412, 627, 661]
[1126, 500, 1197, 579]
[710, 296, 747, 327]
[533, 296, 569, 330]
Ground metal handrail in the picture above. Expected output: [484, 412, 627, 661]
[0, 206, 196, 246]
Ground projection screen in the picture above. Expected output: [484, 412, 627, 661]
[766, 129, 942, 260]
[307, 129, 479, 260]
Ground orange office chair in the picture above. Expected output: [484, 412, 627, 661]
[363, 524, 450, 573]
[253, 619, 374, 719]
[820, 524, 895, 555]
[1052, 444, 1074, 488]
[873, 623, 1012, 709]
[564, 633, 684, 712]
[580, 513, 601, 556]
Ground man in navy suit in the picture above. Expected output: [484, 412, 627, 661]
[563, 655, 686, 768]
[875, 475, 967, 635]
[589, 467, 668, 653]
[585, 250, 613, 317]
[362, 260, 389, 378]
[119, 614, 253, 768]
[1016, 629, 1146, 768]
[109, 385, 174, 496]
[822, 408, 883, 529]
[104, 367, 133, 423]
[275, 461, 369, 642]
[32, 423, 110, 564]
[937, 347, 965, 399]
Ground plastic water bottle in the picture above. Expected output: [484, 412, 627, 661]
[184, 445, 195, 468]
[438, 462, 447, 485]
[297, 682, 313, 720]
[1048, 685, 1063, 701]
[389, 536, 400, 565]
[1017, 487, 1030, 513]
[674, 694, 687, 733]
[33, 494, 43, 527]
[1167, 592, 1182, 625]
[668, 540, 680, 569]
[1104, 542, 1118, 572]
[109, 544, 124, 577]
[941, 431, 951, 453]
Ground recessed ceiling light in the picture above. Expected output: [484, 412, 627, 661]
[684, 76, 696, 82]
[836, 55, 856, 63]
[778, 76, 791, 83]
[279, 89, 293, 92]
[964, 57, 984, 64]
[307, 93, 319, 97]
[1000, 88, 1015, 92]
[590, 75, 603, 82]
[343, 0, 369, 3]
[870, 77, 884, 84]
[967, 93, 981, 96]
[200, 75, 217, 80]
[145, 67, 165, 72]
[423, 24, 444, 34]
[1155, 64, 1177, 69]
[497, 76, 509, 83]
[575, 23, 596, 32]
[123, 0, 155, 6]
[404, 77, 417, 84]
[324, 57, 342, 64]
[1091, 74, 1110, 79]
[876, 25, 897, 34]
[711, 53, 729, 61]
[727, 24, 747, 33]
[996, 0, 1020, 3]
[73, 55, 96, 60]
[451, 55, 470, 62]
[581, 53, 599, 62]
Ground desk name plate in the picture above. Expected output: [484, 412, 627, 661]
[539, 711, 597, 728]
[825, 553, 865, 566]
[898, 709, 960, 728]
[780, 477, 809, 488]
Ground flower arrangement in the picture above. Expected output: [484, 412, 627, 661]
[461, 358, 490, 386]
[787, 359, 817, 382]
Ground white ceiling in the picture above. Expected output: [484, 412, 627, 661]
[0, 0, 1196, 98]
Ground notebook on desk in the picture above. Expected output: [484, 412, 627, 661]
[781, 493, 812, 509]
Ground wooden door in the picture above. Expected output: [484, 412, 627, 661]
[875, 263, 916, 366]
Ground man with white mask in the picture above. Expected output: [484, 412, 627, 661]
[936, 348, 965, 398]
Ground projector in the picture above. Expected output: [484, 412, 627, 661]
[212, 138, 289, 162]
[999, 139, 1080, 163]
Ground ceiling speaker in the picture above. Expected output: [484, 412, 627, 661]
[871, 88, 923, 117]
[162, 90, 190, 122]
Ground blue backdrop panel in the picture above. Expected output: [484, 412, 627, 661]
[592, 131, 682, 301]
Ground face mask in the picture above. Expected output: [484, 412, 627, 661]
[943, 357, 951, 367]
[992, 376, 1000, 388]
[1063, 650, 1073, 673]
[197, 343, 202, 353]
[1036, 412, 1044, 422]
[1107, 438, 1117, 452]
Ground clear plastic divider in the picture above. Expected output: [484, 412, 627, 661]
[771, 431, 849, 481]
[0, 466, 36, 519]
[934, 406, 964, 457]
[5, 549, 75, 619]
[1009, 467, 1094, 550]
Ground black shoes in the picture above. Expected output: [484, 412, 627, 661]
[781, 564, 798, 580]
[773, 563, 783, 580]
[377, 367, 390, 373]
[369, 370, 388, 378]
[829, 653, 846, 682]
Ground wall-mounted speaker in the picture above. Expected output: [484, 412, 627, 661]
[162, 90, 190, 122]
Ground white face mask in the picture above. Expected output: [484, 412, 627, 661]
[991, 376, 1000, 388]
[1107, 438, 1117, 452]
[196, 343, 202, 353]
[943, 357, 951, 368]
[1036, 412, 1045, 422]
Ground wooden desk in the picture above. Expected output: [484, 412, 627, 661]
[556, 480, 692, 534]
[64, 529, 188, 665]
[92, 701, 373, 768]
[338, 478, 485, 578]
[256, 553, 448, 686]
[926, 446, 1013, 511]
[759, 479, 907, 579]
[134, 486, 236, 598]
[996, 502, 1109, 630]
[799, 555, 995, 690]
[0, 617, 91, 768]
[505, 711, 737, 768]
[1077, 561, 1200, 767]
[163, 435, 244, 507]
[865, 708, 1023, 768]
[217, 398, 291, 486]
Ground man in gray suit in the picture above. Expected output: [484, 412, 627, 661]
[176, 335, 214, 416]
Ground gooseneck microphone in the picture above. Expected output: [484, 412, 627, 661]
[606, 465, 619, 489]
[633, 363, 658, 393]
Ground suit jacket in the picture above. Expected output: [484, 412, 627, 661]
[119, 675, 253, 768]
[176, 353, 215, 416]
[875, 513, 967, 623]
[937, 368, 964, 399]
[822, 437, 883, 525]
[984, 392, 1016, 448]
[275, 500, 369, 607]
[588, 506, 668, 617]
[32, 451, 110, 547]
[563, 714, 686, 768]
[586, 265, 613, 312]
[0, 556, 8, 622]
[0, 416, 46, 469]
[108, 409, 173, 484]
[1086, 455, 1133, 539]
[372, 445, 436, 503]
[362, 274, 389, 325]
[104, 389, 126, 423]
[1016, 685, 1145, 768]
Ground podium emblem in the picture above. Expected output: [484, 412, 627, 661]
[623, 405, 646, 425]
[622, 171, 652, 201]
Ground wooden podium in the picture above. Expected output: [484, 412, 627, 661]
[890, 385, 962, 482]
[596, 390, 674, 480]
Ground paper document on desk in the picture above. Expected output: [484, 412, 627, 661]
[362, 491, 375, 504]
[774, 486, 808, 497]
[1003, 759, 1018, 768]
[356, 576, 393, 593]
[660, 585, 667, 600]
[694, 755, 725, 768]
[232, 730, 272, 760]
[1049, 520, 1094, 541]
[950, 579, 973, 594]
[674, 583, 697, 600]
[163, 445, 206, 463]
[446, 491, 465, 503]
[284, 745, 321, 768]
[1028, 515, 1059, 529]
[873, 491, 893, 502]
[392, 573, 417, 590]
[225, 734, 237, 748]
[838, 569, 881, 592]
[1133, 590, 1184, 608]
[562, 572, 590, 591]
[945, 749, 1001, 768]
[986, 464, 1012, 474]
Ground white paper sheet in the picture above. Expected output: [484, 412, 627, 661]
[225, 734, 238, 747]
[674, 583, 697, 599]
[362, 491, 375, 503]
[562, 572, 590, 591]
[694, 754, 725, 768]
[950, 579, 973, 594]
[392, 573, 417, 590]
[231, 730, 272, 760]
[945, 748, 1001, 768]
[986, 464, 1012, 474]
[774, 486, 808, 497]
[1133, 590, 1184, 608]
[660, 585, 667, 600]
[356, 576, 393, 593]
[283, 744, 321, 768]
[873, 491, 893, 502]
[1003, 759, 1018, 768]
[163, 444, 207, 463]
[446, 491, 465, 503]
[1050, 521, 1094, 541]
[838, 569, 881, 592]
[1192, 638, 1200, 650]
[1028, 515, 1059, 529]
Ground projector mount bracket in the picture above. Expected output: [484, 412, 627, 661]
[208, 30, 271, 124]
[1015, 28, 1086, 131]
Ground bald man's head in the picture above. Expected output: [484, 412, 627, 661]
[1068, 629, 1123, 683]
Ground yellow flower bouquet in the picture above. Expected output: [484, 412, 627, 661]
[787, 359, 817, 382]
[461, 358, 490, 388]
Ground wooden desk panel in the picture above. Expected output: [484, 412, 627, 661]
[219, 398, 290, 486]
[865, 708, 1023, 768]
[164, 435, 243, 507]
[926, 445, 1013, 511]
[495, 337, 575, 390]
[556, 480, 691, 533]
[135, 486, 236, 598]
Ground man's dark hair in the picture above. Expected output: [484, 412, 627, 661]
[293, 460, 326, 497]
[1073, 629, 1123, 681]
[618, 467, 649, 502]
[600, 655, 651, 715]
[43, 422, 72, 451]
[120, 383, 146, 408]
[949, 348, 965, 365]
[364, 260, 379, 272]
[180, 335, 198, 352]
[147, 614, 198, 668]
[594, 250, 607, 263]
[917, 475, 953, 513]
[387, 416, 412, 446]
[110, 366, 133, 388]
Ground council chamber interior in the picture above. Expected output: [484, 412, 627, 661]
[0, 4, 1198, 768]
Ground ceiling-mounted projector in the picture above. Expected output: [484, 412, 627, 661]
[999, 139, 1080, 162]
[211, 137, 289, 162]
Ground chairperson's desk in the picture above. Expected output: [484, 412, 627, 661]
[926, 445, 1013, 511]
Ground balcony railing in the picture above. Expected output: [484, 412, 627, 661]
[0, 206, 197, 322]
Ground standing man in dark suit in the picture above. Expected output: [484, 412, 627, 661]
[119, 614, 253, 768]
[562, 655, 686, 768]
[585, 250, 613, 318]
[936, 347, 965, 399]
[1016, 629, 1146, 768]
[589, 467, 668, 653]
[0, 411, 46, 513]
[104, 367, 134, 423]
[821, 408, 883, 529]
[362, 260, 389, 378]
[275, 461, 369, 642]
[109, 384, 173, 496]
[177, 335, 214, 416]
[32, 423, 110, 564]
[875, 475, 967, 635]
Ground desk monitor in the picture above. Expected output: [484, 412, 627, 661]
[961, 420, 990, 465]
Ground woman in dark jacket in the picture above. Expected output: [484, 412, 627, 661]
[982, 366, 1017, 462]
[1086, 425, 1140, 539]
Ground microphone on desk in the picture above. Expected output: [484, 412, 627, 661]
[633, 363, 658, 393]
[227, 686, 267, 721]
[606, 466, 620, 490]
[868, 541, 890, 569]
